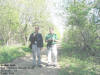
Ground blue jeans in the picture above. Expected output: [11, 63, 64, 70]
[32, 44, 41, 65]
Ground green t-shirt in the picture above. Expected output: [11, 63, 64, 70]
[45, 33, 57, 45]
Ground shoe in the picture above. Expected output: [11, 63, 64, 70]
[46, 64, 50, 66]
[38, 64, 42, 68]
[46, 63, 52, 66]
[32, 65, 35, 69]
[52, 64, 57, 67]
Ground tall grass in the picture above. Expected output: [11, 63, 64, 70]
[59, 43, 100, 75]
[0, 46, 31, 64]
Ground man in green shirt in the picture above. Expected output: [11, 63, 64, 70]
[45, 27, 58, 67]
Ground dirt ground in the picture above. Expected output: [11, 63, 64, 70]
[8, 48, 61, 75]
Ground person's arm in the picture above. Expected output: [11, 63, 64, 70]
[29, 33, 35, 43]
[45, 34, 53, 42]
[45, 35, 48, 42]
[40, 34, 43, 48]
[53, 34, 59, 42]
[29, 33, 32, 42]
[29, 33, 33, 49]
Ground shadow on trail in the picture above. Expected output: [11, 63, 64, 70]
[7, 50, 60, 75]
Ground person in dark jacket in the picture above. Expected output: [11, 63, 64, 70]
[29, 26, 43, 68]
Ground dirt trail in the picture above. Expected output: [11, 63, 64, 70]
[9, 48, 61, 75]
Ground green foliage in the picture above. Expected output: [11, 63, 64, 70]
[59, 43, 100, 75]
[0, 0, 54, 45]
[61, 1, 100, 74]
[0, 3, 20, 45]
[64, 1, 100, 54]
[68, 1, 90, 27]
[94, 0, 100, 9]
[0, 46, 31, 63]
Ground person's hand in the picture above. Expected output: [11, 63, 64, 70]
[55, 40, 61, 42]
[48, 38, 51, 40]
[34, 33, 36, 36]
[40, 47, 43, 50]
[49, 38, 53, 41]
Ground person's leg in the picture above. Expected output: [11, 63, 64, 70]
[52, 45, 57, 66]
[32, 45, 37, 66]
[37, 47, 41, 66]
[47, 47, 52, 65]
